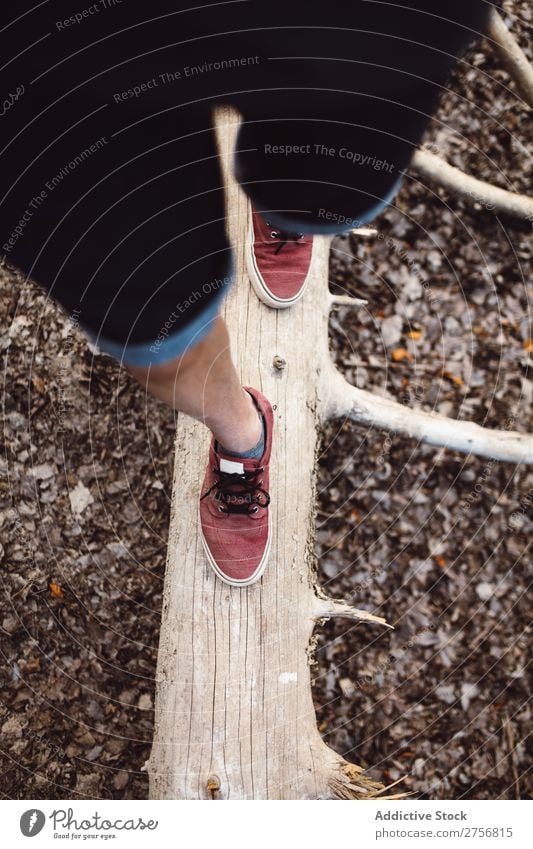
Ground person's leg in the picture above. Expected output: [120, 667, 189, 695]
[125, 314, 262, 455]
[0, 5, 275, 587]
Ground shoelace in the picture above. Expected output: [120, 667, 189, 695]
[201, 467, 271, 515]
[265, 221, 305, 255]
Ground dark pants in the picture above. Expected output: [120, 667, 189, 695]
[0, 1, 487, 364]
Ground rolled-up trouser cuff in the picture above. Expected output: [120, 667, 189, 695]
[250, 176, 404, 235]
[82, 264, 234, 367]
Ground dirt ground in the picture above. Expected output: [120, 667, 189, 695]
[1, 0, 531, 800]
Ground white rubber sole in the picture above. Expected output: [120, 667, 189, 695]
[245, 214, 312, 309]
[199, 507, 272, 588]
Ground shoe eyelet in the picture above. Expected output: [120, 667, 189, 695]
[218, 505, 226, 513]
[270, 230, 280, 239]
[250, 505, 259, 514]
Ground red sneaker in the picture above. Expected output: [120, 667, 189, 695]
[199, 387, 273, 587]
[246, 206, 313, 308]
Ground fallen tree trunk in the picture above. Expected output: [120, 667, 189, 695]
[147, 108, 388, 801]
[147, 107, 533, 801]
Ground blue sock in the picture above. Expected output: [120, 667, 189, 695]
[216, 410, 265, 461]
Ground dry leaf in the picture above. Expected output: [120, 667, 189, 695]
[443, 371, 464, 386]
[32, 375, 45, 393]
[407, 330, 422, 340]
[391, 347, 413, 363]
[113, 771, 129, 790]
[522, 339, 533, 353]
[49, 582, 64, 599]
[69, 481, 94, 516]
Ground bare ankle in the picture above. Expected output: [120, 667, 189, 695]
[211, 388, 262, 454]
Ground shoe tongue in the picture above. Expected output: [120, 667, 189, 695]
[217, 451, 260, 475]
[219, 457, 246, 475]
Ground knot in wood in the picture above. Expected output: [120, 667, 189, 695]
[206, 775, 221, 799]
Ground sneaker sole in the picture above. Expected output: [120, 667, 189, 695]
[198, 505, 272, 588]
[246, 213, 312, 309]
